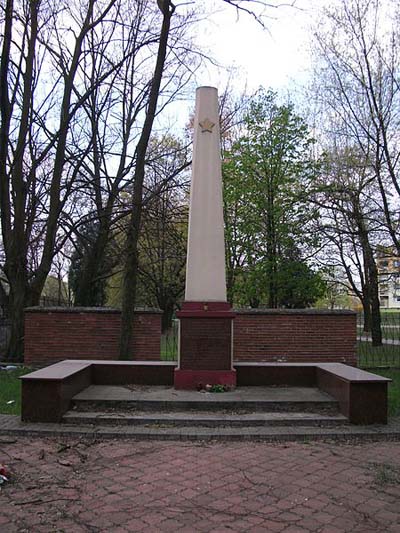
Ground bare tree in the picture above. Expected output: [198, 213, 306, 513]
[69, 0, 197, 308]
[312, 0, 400, 253]
[312, 146, 383, 344]
[0, 0, 133, 360]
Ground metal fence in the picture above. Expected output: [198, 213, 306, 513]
[357, 312, 400, 368]
[161, 320, 178, 361]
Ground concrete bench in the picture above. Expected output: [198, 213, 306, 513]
[21, 361, 93, 422]
[316, 363, 391, 424]
[21, 360, 177, 422]
[235, 362, 391, 424]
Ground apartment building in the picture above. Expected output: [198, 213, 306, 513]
[377, 247, 400, 308]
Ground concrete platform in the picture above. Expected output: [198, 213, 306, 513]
[67, 385, 342, 431]
[72, 385, 338, 412]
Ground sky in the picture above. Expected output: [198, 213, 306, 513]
[165, 0, 330, 130]
[199, 0, 321, 92]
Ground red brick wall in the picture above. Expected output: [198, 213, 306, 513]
[24, 308, 162, 366]
[233, 310, 357, 365]
[180, 317, 233, 370]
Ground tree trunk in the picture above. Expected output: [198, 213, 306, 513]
[226, 260, 235, 306]
[353, 198, 382, 346]
[1, 0, 105, 359]
[266, 173, 278, 309]
[369, 265, 382, 346]
[267, 258, 278, 308]
[249, 297, 260, 308]
[363, 242, 382, 346]
[6, 275, 27, 362]
[370, 300, 382, 346]
[119, 1, 174, 359]
[161, 301, 174, 333]
[361, 299, 371, 333]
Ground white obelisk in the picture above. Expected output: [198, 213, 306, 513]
[185, 86, 227, 302]
[175, 86, 235, 390]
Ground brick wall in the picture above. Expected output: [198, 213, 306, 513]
[179, 317, 232, 370]
[25, 307, 357, 367]
[233, 310, 357, 365]
[24, 307, 162, 366]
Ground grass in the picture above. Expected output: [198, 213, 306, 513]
[0, 367, 31, 415]
[371, 462, 400, 486]
[367, 368, 400, 417]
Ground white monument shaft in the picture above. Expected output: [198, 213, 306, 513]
[185, 86, 227, 302]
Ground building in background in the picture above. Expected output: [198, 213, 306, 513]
[377, 247, 400, 309]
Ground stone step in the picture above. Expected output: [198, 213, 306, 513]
[72, 399, 339, 414]
[63, 410, 348, 428]
[35, 422, 389, 442]
[71, 385, 339, 414]
[2, 413, 397, 442]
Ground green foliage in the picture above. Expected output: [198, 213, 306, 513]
[223, 89, 323, 308]
[276, 260, 326, 309]
[69, 217, 116, 306]
[209, 384, 228, 393]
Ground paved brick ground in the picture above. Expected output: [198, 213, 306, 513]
[0, 437, 399, 532]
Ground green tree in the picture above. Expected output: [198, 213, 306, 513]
[276, 259, 326, 309]
[223, 89, 322, 308]
[69, 217, 118, 306]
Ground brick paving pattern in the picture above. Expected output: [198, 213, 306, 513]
[0, 437, 399, 532]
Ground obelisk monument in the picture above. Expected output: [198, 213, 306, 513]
[174, 86, 236, 389]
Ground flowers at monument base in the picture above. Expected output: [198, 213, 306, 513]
[196, 383, 231, 393]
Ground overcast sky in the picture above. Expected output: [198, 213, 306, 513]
[164, 0, 330, 131]
[199, 0, 324, 92]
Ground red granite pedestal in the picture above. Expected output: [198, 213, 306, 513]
[174, 302, 236, 389]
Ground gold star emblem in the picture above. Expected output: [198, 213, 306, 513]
[199, 118, 215, 133]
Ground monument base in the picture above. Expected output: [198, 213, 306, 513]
[174, 369, 237, 390]
[175, 301, 235, 390]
